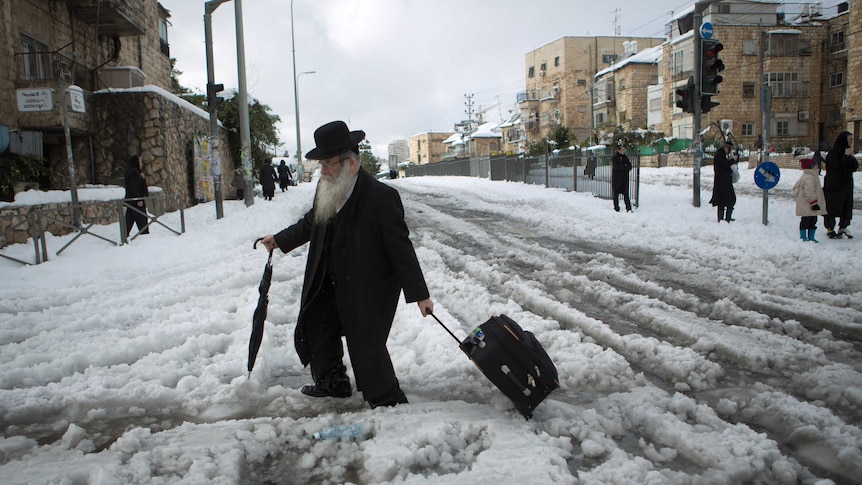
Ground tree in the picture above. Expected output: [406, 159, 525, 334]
[358, 140, 381, 175]
[169, 58, 190, 96]
[219, 94, 281, 175]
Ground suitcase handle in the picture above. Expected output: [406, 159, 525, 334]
[427, 310, 463, 346]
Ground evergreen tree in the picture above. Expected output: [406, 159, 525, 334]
[358, 140, 381, 175]
[218, 94, 281, 175]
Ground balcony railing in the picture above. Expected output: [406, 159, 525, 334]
[15, 52, 94, 91]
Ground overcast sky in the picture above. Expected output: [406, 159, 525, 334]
[159, 0, 840, 159]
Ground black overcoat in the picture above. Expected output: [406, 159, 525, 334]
[273, 168, 429, 398]
[260, 164, 277, 191]
[709, 149, 736, 208]
[823, 149, 858, 219]
[611, 152, 632, 193]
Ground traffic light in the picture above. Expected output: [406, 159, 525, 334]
[675, 77, 696, 114]
[701, 96, 719, 114]
[701, 39, 724, 96]
[206, 82, 225, 113]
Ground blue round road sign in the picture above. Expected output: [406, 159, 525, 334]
[754, 162, 780, 190]
[701, 22, 714, 39]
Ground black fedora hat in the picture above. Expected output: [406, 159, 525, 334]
[305, 121, 365, 160]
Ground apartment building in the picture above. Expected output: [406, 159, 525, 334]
[519, 35, 664, 145]
[408, 131, 454, 166]
[664, 1, 851, 150]
[594, 43, 663, 137]
[387, 139, 409, 169]
[2, 0, 232, 204]
[845, 1, 862, 147]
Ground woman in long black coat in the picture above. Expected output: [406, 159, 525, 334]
[259, 160, 277, 200]
[709, 141, 737, 222]
[277, 160, 292, 192]
[823, 131, 858, 238]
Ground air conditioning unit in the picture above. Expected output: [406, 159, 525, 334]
[798, 111, 810, 121]
[98, 66, 145, 89]
[539, 70, 546, 76]
[720, 119, 733, 134]
[553, 85, 560, 93]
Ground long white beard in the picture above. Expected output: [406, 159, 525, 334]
[313, 161, 354, 224]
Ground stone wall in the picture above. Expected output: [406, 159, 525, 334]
[91, 89, 234, 205]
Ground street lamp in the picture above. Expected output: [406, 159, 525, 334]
[290, 1, 316, 180]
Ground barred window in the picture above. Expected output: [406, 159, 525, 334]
[743, 83, 755, 98]
[20, 34, 48, 80]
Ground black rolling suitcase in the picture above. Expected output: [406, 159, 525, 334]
[430, 312, 559, 418]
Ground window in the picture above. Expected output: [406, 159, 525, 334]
[577, 79, 587, 87]
[20, 34, 48, 80]
[718, 4, 731, 14]
[743, 83, 755, 98]
[619, 78, 626, 90]
[830, 30, 845, 53]
[158, 15, 170, 56]
[528, 66, 535, 78]
[776, 121, 790, 136]
[743, 39, 758, 56]
[554, 56, 560, 67]
[767, 33, 811, 56]
[671, 49, 685, 76]
[595, 112, 606, 124]
[830, 72, 844, 88]
[540, 62, 547, 71]
[742, 123, 754, 136]
[602, 54, 616, 64]
[763, 72, 808, 97]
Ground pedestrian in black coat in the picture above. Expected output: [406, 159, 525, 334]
[123, 154, 149, 236]
[823, 131, 858, 239]
[709, 141, 738, 222]
[259, 121, 433, 409]
[277, 160, 292, 192]
[611, 144, 633, 212]
[260, 160, 277, 200]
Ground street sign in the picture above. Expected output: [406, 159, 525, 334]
[754, 162, 780, 190]
[700, 22, 714, 39]
[68, 85, 86, 113]
[16, 88, 54, 112]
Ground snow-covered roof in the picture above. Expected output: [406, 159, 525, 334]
[596, 44, 664, 78]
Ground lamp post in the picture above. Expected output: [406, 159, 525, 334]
[291, 0, 317, 181]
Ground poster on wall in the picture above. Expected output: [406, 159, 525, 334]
[194, 136, 215, 202]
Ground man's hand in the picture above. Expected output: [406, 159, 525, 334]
[417, 299, 434, 317]
[259, 234, 279, 252]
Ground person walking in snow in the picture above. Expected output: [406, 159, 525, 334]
[793, 157, 826, 242]
[822, 131, 858, 239]
[260, 159, 277, 200]
[709, 141, 738, 222]
[123, 154, 149, 236]
[611, 143, 633, 212]
[258, 120, 434, 409]
[277, 160, 292, 192]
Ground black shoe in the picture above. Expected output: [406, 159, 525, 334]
[368, 386, 408, 409]
[827, 229, 842, 239]
[301, 371, 352, 398]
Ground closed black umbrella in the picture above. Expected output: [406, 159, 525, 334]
[248, 238, 273, 377]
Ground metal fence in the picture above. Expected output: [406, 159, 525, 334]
[0, 194, 185, 266]
[403, 152, 640, 207]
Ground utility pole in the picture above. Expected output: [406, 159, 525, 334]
[204, 0, 230, 219]
[235, 0, 253, 206]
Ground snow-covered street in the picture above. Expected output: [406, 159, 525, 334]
[1, 166, 861, 484]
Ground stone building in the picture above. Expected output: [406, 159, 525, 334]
[408, 131, 454, 166]
[594, 43, 663, 139]
[663, 1, 851, 151]
[833, 2, 859, 148]
[1, 0, 233, 205]
[519, 35, 665, 146]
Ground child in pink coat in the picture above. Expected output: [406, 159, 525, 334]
[792, 157, 827, 242]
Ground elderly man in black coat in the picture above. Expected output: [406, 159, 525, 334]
[259, 121, 434, 409]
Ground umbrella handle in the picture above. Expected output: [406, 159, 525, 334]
[253, 237, 274, 258]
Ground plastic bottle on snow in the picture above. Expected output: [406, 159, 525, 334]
[311, 423, 363, 440]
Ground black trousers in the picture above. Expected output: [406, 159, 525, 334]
[125, 204, 149, 236]
[800, 216, 817, 230]
[303, 279, 346, 384]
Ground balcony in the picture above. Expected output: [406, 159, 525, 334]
[15, 51, 94, 91]
[66, 0, 146, 36]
